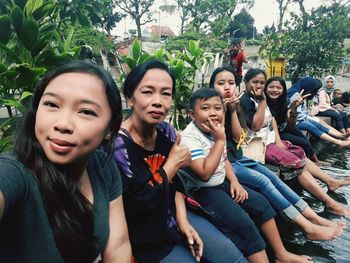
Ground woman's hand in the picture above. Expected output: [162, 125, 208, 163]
[223, 90, 240, 111]
[250, 87, 266, 101]
[230, 180, 248, 203]
[177, 220, 203, 262]
[275, 140, 287, 149]
[167, 134, 191, 169]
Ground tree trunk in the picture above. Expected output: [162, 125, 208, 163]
[136, 17, 142, 38]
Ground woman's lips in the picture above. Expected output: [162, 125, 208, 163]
[49, 138, 76, 154]
[149, 111, 163, 118]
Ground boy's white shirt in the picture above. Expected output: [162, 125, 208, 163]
[180, 121, 226, 187]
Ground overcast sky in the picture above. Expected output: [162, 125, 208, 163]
[112, 0, 329, 37]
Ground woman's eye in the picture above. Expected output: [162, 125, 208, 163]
[43, 101, 58, 108]
[162, 92, 172, 97]
[79, 109, 97, 117]
[142, 90, 152, 95]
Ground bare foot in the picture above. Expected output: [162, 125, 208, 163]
[275, 251, 313, 263]
[316, 161, 331, 167]
[327, 203, 350, 216]
[309, 215, 346, 230]
[338, 140, 350, 148]
[328, 177, 350, 191]
[304, 224, 342, 240]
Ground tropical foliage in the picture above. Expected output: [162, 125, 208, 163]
[120, 39, 211, 130]
[0, 0, 115, 152]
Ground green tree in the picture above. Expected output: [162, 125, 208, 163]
[227, 8, 256, 38]
[115, 0, 155, 38]
[284, 3, 350, 82]
[275, 0, 292, 32]
[120, 39, 211, 130]
[165, 31, 226, 54]
[0, 0, 114, 151]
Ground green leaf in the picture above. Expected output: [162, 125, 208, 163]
[0, 62, 7, 74]
[0, 43, 21, 63]
[33, 0, 55, 20]
[0, 15, 11, 44]
[154, 49, 164, 60]
[139, 53, 150, 64]
[11, 6, 23, 35]
[188, 40, 197, 55]
[24, 0, 43, 17]
[77, 13, 90, 27]
[2, 99, 26, 113]
[13, 0, 27, 10]
[122, 57, 136, 70]
[131, 39, 141, 61]
[63, 27, 75, 52]
[18, 18, 39, 51]
[31, 37, 48, 57]
[20, 91, 33, 101]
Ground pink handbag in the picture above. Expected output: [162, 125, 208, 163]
[265, 140, 306, 180]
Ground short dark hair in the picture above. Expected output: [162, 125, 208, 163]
[123, 60, 176, 99]
[189, 88, 223, 110]
[231, 38, 241, 45]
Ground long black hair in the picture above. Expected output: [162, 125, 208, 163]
[14, 60, 122, 263]
[209, 66, 247, 140]
[265, 76, 288, 126]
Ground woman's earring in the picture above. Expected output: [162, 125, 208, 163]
[105, 132, 112, 140]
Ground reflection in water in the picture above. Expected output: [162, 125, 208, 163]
[281, 141, 350, 263]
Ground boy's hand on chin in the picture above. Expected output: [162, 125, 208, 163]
[201, 118, 226, 142]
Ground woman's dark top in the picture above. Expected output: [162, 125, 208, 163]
[113, 122, 181, 263]
[0, 151, 122, 262]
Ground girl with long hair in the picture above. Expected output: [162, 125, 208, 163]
[239, 68, 350, 216]
[0, 60, 131, 262]
[210, 67, 343, 241]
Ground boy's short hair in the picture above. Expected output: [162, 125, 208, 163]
[230, 38, 241, 45]
[189, 88, 223, 110]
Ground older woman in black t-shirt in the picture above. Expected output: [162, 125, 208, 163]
[113, 60, 247, 263]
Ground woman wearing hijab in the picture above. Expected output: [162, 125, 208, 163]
[287, 77, 350, 147]
[315, 75, 350, 135]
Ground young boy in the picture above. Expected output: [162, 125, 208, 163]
[180, 88, 312, 263]
[332, 89, 350, 110]
[226, 38, 248, 87]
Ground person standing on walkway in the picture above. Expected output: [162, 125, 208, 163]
[227, 38, 248, 88]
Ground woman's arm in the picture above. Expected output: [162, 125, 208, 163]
[230, 109, 243, 141]
[103, 196, 132, 263]
[272, 117, 286, 149]
[251, 99, 267, 132]
[287, 95, 303, 127]
[318, 90, 334, 111]
[175, 192, 203, 262]
[224, 159, 248, 203]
